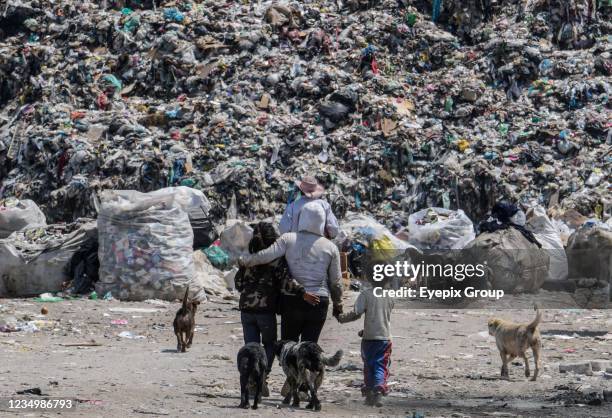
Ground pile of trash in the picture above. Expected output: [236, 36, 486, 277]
[0, 0, 608, 230]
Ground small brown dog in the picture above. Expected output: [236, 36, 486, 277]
[488, 306, 542, 381]
[173, 286, 200, 353]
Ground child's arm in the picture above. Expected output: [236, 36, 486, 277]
[336, 310, 362, 323]
[336, 291, 367, 323]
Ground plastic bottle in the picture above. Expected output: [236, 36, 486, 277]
[444, 97, 454, 112]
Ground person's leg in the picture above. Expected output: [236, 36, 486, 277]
[281, 295, 304, 342]
[372, 340, 392, 395]
[255, 313, 278, 374]
[300, 297, 329, 343]
[361, 340, 377, 397]
[241, 311, 261, 344]
[279, 295, 304, 398]
[366, 340, 392, 407]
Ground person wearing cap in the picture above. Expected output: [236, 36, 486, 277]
[240, 201, 343, 343]
[279, 176, 340, 239]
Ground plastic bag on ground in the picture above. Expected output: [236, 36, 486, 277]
[202, 244, 230, 269]
[526, 205, 568, 281]
[566, 221, 612, 282]
[0, 222, 96, 297]
[336, 213, 415, 251]
[191, 250, 230, 298]
[105, 186, 213, 249]
[465, 228, 550, 293]
[408, 208, 475, 250]
[96, 190, 194, 301]
[0, 199, 46, 239]
[218, 220, 253, 263]
[146, 186, 211, 214]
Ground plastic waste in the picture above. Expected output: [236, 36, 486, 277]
[0, 199, 46, 238]
[408, 208, 475, 250]
[526, 206, 568, 281]
[96, 189, 194, 301]
[202, 244, 230, 270]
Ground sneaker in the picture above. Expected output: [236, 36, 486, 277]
[372, 392, 383, 407]
[364, 391, 374, 406]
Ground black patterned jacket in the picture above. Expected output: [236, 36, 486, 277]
[235, 256, 304, 313]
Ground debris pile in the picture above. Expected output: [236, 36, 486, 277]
[0, 0, 609, 231]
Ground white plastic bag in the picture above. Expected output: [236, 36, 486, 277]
[96, 190, 194, 301]
[408, 208, 475, 250]
[466, 228, 549, 293]
[0, 223, 96, 297]
[526, 206, 568, 281]
[336, 213, 415, 251]
[0, 199, 47, 238]
[219, 220, 254, 262]
[147, 186, 211, 214]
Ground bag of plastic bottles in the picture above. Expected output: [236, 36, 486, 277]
[96, 189, 194, 301]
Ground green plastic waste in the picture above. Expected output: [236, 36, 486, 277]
[103, 75, 122, 92]
[32, 296, 63, 303]
[203, 246, 230, 269]
[406, 13, 417, 27]
[444, 97, 454, 112]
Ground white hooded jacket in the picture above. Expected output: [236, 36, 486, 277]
[242, 202, 342, 301]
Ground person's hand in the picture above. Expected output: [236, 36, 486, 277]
[332, 304, 343, 318]
[303, 292, 320, 306]
[237, 256, 246, 268]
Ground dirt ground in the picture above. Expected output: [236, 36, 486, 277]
[1, 293, 611, 418]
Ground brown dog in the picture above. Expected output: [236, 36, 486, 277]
[173, 286, 200, 353]
[488, 306, 542, 381]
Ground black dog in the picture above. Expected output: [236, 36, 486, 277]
[173, 286, 200, 353]
[275, 340, 343, 411]
[237, 342, 268, 409]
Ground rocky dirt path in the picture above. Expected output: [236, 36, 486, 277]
[1, 296, 611, 417]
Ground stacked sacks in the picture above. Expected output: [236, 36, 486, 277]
[336, 213, 415, 282]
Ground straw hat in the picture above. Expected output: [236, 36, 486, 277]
[295, 176, 324, 198]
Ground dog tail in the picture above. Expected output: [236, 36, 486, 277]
[182, 286, 190, 310]
[527, 305, 542, 331]
[322, 349, 343, 367]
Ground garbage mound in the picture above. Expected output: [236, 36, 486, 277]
[0, 0, 609, 230]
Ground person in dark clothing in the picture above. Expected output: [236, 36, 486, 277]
[279, 294, 329, 342]
[234, 222, 316, 395]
